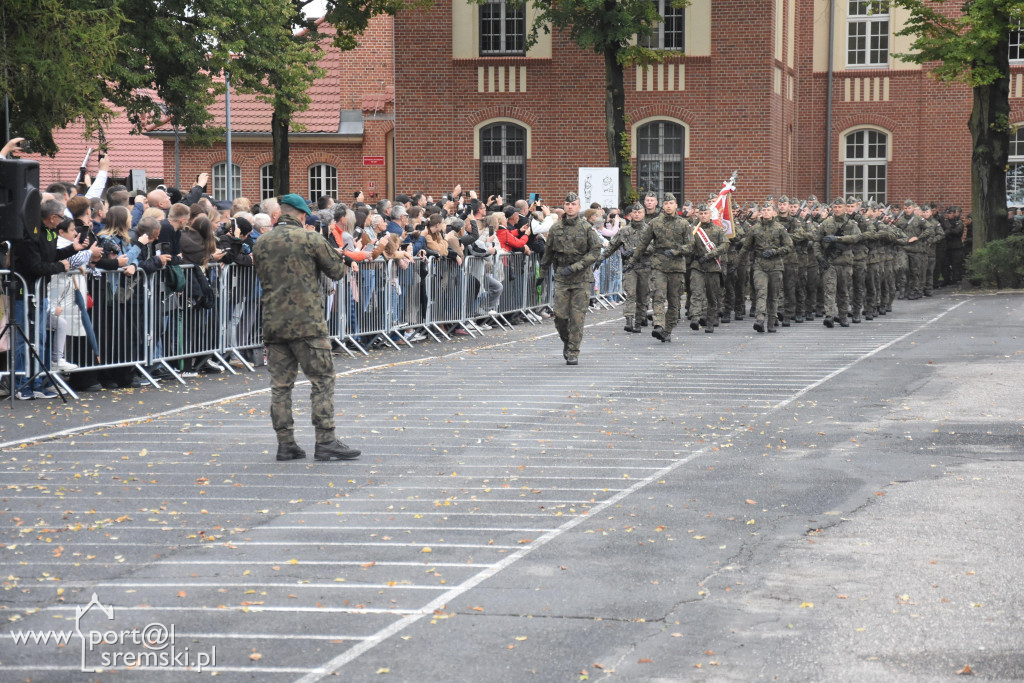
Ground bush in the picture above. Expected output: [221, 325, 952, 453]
[966, 235, 1024, 288]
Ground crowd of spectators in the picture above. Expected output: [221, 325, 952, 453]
[1, 142, 629, 399]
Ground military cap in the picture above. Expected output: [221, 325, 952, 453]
[695, 202, 709, 212]
[644, 190, 659, 199]
[280, 193, 313, 216]
[565, 192, 579, 203]
[629, 202, 644, 213]
[761, 201, 774, 210]
[807, 195, 818, 203]
[213, 200, 232, 212]
[778, 195, 790, 204]
[929, 202, 940, 210]
[847, 195, 860, 204]
[663, 192, 677, 203]
[903, 199, 916, 207]
[868, 201, 880, 210]
[832, 197, 846, 207]
[682, 199, 693, 208]
[766, 195, 775, 203]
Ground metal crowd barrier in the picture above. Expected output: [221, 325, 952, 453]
[6, 251, 570, 401]
[595, 251, 625, 308]
[1, 269, 37, 404]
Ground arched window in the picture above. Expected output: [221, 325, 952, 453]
[843, 129, 887, 204]
[212, 162, 242, 201]
[308, 164, 338, 201]
[1008, 127, 1024, 201]
[637, 120, 684, 199]
[260, 164, 275, 201]
[480, 122, 526, 202]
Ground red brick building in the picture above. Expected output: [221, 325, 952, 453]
[392, 0, 1024, 210]
[147, 18, 396, 203]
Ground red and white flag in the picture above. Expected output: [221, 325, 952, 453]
[711, 171, 737, 236]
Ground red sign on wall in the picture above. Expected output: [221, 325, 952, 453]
[363, 156, 385, 166]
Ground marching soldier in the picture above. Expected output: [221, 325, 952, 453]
[814, 198, 862, 327]
[598, 202, 652, 333]
[632, 193, 690, 343]
[738, 201, 792, 333]
[540, 192, 603, 365]
[687, 203, 730, 333]
[897, 200, 926, 299]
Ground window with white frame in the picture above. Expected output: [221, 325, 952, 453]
[637, 121, 684, 199]
[847, 1, 889, 68]
[1010, 22, 1024, 62]
[639, 0, 685, 50]
[212, 162, 242, 201]
[479, 0, 525, 56]
[260, 164, 275, 201]
[1007, 127, 1024, 201]
[844, 129, 887, 204]
[308, 164, 338, 202]
[479, 122, 526, 202]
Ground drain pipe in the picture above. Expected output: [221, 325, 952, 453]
[825, 0, 836, 200]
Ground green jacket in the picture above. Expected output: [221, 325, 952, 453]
[600, 219, 653, 271]
[897, 212, 928, 254]
[631, 212, 691, 273]
[739, 218, 793, 272]
[253, 215, 347, 342]
[689, 221, 729, 273]
[814, 214, 862, 266]
[540, 215, 602, 285]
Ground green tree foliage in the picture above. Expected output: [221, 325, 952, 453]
[889, 0, 1024, 248]
[516, 0, 688, 203]
[1, 0, 125, 155]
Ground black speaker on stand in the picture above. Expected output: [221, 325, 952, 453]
[0, 159, 68, 404]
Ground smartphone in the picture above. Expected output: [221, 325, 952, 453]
[529, 193, 539, 204]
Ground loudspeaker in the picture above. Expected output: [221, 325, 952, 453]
[0, 159, 41, 242]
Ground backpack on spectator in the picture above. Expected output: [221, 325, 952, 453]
[189, 267, 216, 310]
[164, 264, 187, 293]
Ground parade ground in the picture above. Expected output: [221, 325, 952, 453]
[0, 289, 1022, 682]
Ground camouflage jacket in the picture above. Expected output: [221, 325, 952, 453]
[739, 218, 793, 272]
[632, 212, 691, 273]
[813, 214, 862, 266]
[601, 219, 653, 271]
[778, 214, 807, 266]
[897, 212, 928, 254]
[253, 215, 347, 342]
[689, 221, 729, 273]
[540, 214, 602, 285]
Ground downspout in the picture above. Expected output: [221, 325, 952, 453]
[226, 72, 233, 199]
[825, 0, 835, 199]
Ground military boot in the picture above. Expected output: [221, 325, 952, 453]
[781, 319, 791, 327]
[566, 354, 579, 366]
[852, 315, 862, 323]
[276, 443, 307, 462]
[652, 326, 666, 341]
[624, 316, 635, 332]
[839, 317, 851, 327]
[314, 440, 361, 461]
[823, 316, 835, 328]
[690, 319, 700, 331]
[753, 319, 765, 333]
[721, 311, 732, 323]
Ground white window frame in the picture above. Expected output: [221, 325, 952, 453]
[636, 120, 684, 200]
[1010, 21, 1024, 63]
[308, 164, 338, 202]
[846, 1, 889, 69]
[639, 0, 685, 51]
[1007, 127, 1024, 201]
[212, 162, 242, 201]
[260, 164, 275, 201]
[843, 129, 887, 204]
[479, 0, 526, 56]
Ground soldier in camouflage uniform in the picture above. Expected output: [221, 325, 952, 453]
[687, 203, 730, 333]
[778, 196, 807, 325]
[896, 200, 926, 298]
[945, 207, 965, 285]
[739, 202, 793, 333]
[632, 193, 690, 342]
[847, 196, 869, 323]
[598, 202, 651, 333]
[814, 198, 863, 328]
[798, 199, 819, 320]
[921, 202, 943, 296]
[540, 192, 603, 365]
[860, 202, 885, 319]
[724, 208, 748, 321]
[253, 194, 360, 462]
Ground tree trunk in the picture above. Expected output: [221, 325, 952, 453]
[604, 42, 629, 207]
[969, 50, 1011, 249]
[271, 108, 290, 196]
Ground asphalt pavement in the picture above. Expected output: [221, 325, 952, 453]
[0, 289, 1021, 682]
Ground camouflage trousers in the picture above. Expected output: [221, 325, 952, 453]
[553, 280, 591, 355]
[894, 250, 909, 297]
[924, 253, 936, 295]
[852, 263, 866, 316]
[866, 262, 882, 313]
[782, 263, 802, 321]
[268, 337, 336, 445]
[726, 259, 748, 316]
[689, 269, 722, 327]
[752, 267, 782, 327]
[822, 264, 853, 320]
[651, 270, 684, 333]
[621, 267, 651, 321]
[907, 252, 928, 298]
[802, 262, 820, 316]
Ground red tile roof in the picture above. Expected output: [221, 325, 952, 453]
[19, 111, 165, 186]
